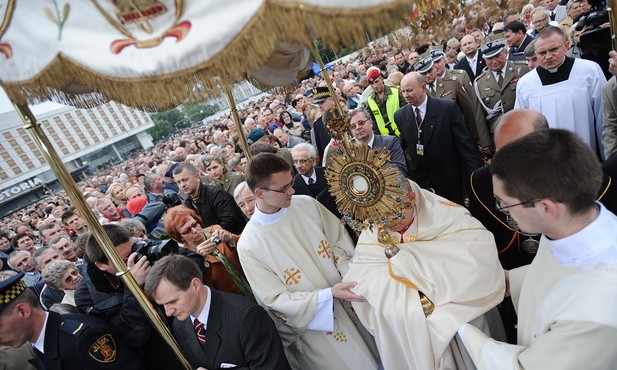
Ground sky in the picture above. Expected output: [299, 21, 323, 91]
[0, 86, 68, 116]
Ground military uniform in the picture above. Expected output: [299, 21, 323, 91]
[428, 76, 481, 141]
[474, 61, 529, 145]
[0, 273, 143, 370]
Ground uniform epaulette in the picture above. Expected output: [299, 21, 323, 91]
[60, 318, 88, 337]
[512, 60, 528, 65]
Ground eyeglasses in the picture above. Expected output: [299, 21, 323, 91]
[293, 158, 314, 165]
[532, 17, 548, 25]
[350, 119, 370, 129]
[494, 194, 539, 213]
[262, 180, 294, 194]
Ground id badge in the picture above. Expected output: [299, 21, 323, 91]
[416, 143, 424, 156]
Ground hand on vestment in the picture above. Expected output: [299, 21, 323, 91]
[332, 281, 366, 302]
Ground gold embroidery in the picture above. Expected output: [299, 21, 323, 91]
[270, 310, 288, 324]
[317, 240, 332, 259]
[283, 268, 301, 286]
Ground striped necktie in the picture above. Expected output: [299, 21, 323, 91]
[194, 318, 206, 344]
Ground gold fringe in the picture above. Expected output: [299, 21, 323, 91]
[1, 0, 412, 111]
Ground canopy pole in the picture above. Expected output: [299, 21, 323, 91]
[609, 1, 617, 50]
[306, 39, 346, 118]
[13, 103, 192, 370]
[221, 78, 252, 160]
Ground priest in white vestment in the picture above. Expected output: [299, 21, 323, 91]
[459, 129, 617, 369]
[344, 179, 505, 370]
[514, 27, 606, 159]
[238, 153, 379, 370]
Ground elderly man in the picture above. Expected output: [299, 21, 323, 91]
[459, 129, 617, 369]
[514, 27, 607, 158]
[291, 143, 328, 198]
[273, 128, 306, 149]
[95, 197, 124, 223]
[7, 250, 40, 286]
[474, 34, 530, 147]
[237, 153, 379, 370]
[349, 108, 407, 175]
[233, 181, 256, 219]
[344, 174, 504, 369]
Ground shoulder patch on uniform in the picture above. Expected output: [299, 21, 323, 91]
[60, 319, 87, 337]
[89, 334, 117, 363]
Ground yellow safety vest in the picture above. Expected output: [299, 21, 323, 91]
[367, 87, 401, 137]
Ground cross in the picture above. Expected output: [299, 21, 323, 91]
[284, 268, 302, 285]
[317, 241, 332, 259]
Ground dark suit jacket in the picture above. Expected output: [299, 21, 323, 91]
[394, 95, 482, 204]
[37, 312, 143, 370]
[292, 167, 328, 198]
[508, 34, 534, 61]
[454, 51, 487, 81]
[173, 288, 290, 370]
[371, 134, 408, 175]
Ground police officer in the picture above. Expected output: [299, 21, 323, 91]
[0, 272, 143, 369]
[473, 33, 530, 147]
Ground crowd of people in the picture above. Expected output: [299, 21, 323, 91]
[1, 0, 616, 368]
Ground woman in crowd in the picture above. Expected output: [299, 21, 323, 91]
[164, 205, 253, 300]
[203, 156, 245, 195]
[280, 110, 304, 137]
[106, 183, 131, 217]
[41, 259, 82, 306]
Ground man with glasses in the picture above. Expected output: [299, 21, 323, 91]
[514, 27, 607, 158]
[528, 8, 554, 37]
[291, 143, 327, 198]
[459, 128, 617, 369]
[238, 153, 379, 370]
[365, 66, 405, 137]
[349, 108, 407, 175]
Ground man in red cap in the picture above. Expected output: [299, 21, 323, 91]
[365, 67, 405, 137]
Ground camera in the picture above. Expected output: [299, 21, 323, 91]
[210, 235, 221, 245]
[133, 239, 179, 263]
[574, 9, 608, 33]
[156, 193, 183, 208]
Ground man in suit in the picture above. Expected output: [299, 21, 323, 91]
[291, 143, 328, 198]
[415, 50, 488, 155]
[349, 108, 407, 175]
[454, 35, 487, 81]
[545, 0, 567, 23]
[145, 255, 290, 370]
[0, 272, 143, 369]
[395, 72, 483, 205]
[504, 21, 534, 61]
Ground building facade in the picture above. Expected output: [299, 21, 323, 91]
[0, 101, 154, 218]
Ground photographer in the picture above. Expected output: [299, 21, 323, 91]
[164, 205, 254, 301]
[74, 224, 204, 370]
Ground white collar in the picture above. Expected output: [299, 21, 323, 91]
[366, 135, 376, 148]
[546, 203, 617, 266]
[190, 285, 212, 329]
[466, 51, 478, 63]
[493, 64, 508, 80]
[33, 311, 50, 353]
[251, 204, 288, 225]
[413, 95, 429, 114]
[301, 169, 317, 185]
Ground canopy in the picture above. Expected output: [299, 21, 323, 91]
[0, 0, 408, 111]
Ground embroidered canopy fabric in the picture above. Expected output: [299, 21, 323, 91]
[0, 0, 407, 110]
